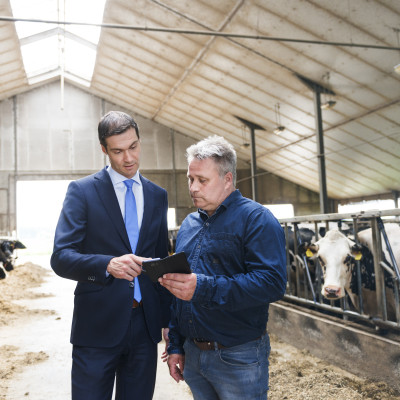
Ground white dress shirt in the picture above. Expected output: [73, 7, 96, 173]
[107, 166, 144, 230]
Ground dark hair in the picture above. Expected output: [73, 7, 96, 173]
[98, 111, 139, 148]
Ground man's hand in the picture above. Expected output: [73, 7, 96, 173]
[158, 273, 197, 301]
[167, 353, 185, 383]
[107, 254, 149, 281]
[161, 328, 170, 363]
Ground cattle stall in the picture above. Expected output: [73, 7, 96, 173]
[166, 210, 400, 388]
[279, 208, 400, 331]
[269, 209, 400, 391]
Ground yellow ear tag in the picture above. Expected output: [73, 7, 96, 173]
[354, 252, 362, 261]
[306, 249, 313, 258]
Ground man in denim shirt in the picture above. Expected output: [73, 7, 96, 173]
[159, 135, 287, 399]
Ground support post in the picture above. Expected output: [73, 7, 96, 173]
[234, 116, 265, 202]
[295, 74, 335, 214]
[249, 125, 257, 201]
[313, 90, 329, 214]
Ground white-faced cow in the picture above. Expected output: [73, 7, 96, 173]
[285, 222, 350, 299]
[302, 224, 400, 320]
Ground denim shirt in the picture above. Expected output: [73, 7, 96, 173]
[167, 190, 287, 354]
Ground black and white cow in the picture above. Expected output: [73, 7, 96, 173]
[168, 227, 180, 255]
[302, 224, 400, 319]
[284, 222, 350, 299]
[0, 263, 5, 279]
[0, 239, 26, 279]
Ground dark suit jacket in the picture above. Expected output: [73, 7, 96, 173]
[51, 167, 172, 348]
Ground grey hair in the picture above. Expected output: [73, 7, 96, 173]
[186, 135, 237, 185]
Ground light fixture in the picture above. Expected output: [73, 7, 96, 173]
[273, 103, 285, 134]
[394, 29, 400, 75]
[320, 72, 336, 110]
[321, 100, 337, 109]
[240, 123, 250, 148]
[273, 126, 285, 134]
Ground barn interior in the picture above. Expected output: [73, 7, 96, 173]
[0, 0, 400, 237]
[0, 0, 400, 396]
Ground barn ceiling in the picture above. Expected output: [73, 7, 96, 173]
[0, 0, 400, 200]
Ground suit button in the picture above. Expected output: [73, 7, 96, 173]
[129, 282, 134, 288]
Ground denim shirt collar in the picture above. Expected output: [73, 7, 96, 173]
[198, 189, 241, 221]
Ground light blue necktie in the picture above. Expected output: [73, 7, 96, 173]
[123, 179, 141, 303]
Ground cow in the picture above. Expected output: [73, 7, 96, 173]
[284, 222, 349, 299]
[168, 227, 180, 255]
[0, 264, 5, 279]
[0, 239, 26, 273]
[302, 223, 400, 320]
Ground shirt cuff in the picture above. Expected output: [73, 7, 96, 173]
[167, 343, 185, 355]
[191, 273, 214, 303]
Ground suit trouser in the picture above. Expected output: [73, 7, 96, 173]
[71, 306, 157, 400]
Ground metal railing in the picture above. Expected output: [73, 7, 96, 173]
[279, 209, 400, 331]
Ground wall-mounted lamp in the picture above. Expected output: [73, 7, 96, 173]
[273, 103, 285, 134]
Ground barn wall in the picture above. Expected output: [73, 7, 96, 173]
[0, 80, 320, 235]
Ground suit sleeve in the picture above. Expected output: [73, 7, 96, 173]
[50, 180, 113, 284]
[154, 189, 173, 327]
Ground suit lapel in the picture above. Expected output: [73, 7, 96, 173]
[136, 175, 154, 254]
[94, 168, 131, 251]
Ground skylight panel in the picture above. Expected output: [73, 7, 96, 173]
[20, 36, 59, 78]
[65, 0, 104, 44]
[64, 38, 97, 82]
[12, 0, 58, 38]
[10, 0, 106, 86]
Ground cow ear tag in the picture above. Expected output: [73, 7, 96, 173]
[354, 252, 362, 261]
[306, 249, 313, 258]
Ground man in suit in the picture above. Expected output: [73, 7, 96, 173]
[51, 111, 172, 400]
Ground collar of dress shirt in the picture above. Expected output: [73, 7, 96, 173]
[106, 166, 142, 187]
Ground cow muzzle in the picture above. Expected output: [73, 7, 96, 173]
[323, 285, 342, 299]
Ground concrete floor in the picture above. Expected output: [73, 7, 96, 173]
[2, 255, 192, 400]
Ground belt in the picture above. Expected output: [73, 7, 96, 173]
[193, 339, 226, 351]
[132, 299, 143, 308]
[192, 330, 267, 351]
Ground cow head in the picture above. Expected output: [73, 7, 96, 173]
[303, 230, 362, 300]
[0, 240, 26, 271]
[0, 240, 26, 257]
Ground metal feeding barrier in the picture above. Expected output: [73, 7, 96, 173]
[279, 209, 400, 331]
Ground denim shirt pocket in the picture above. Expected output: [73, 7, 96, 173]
[204, 232, 241, 275]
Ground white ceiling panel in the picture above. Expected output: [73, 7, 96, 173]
[0, 0, 399, 200]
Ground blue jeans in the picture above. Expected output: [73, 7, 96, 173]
[183, 333, 270, 400]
